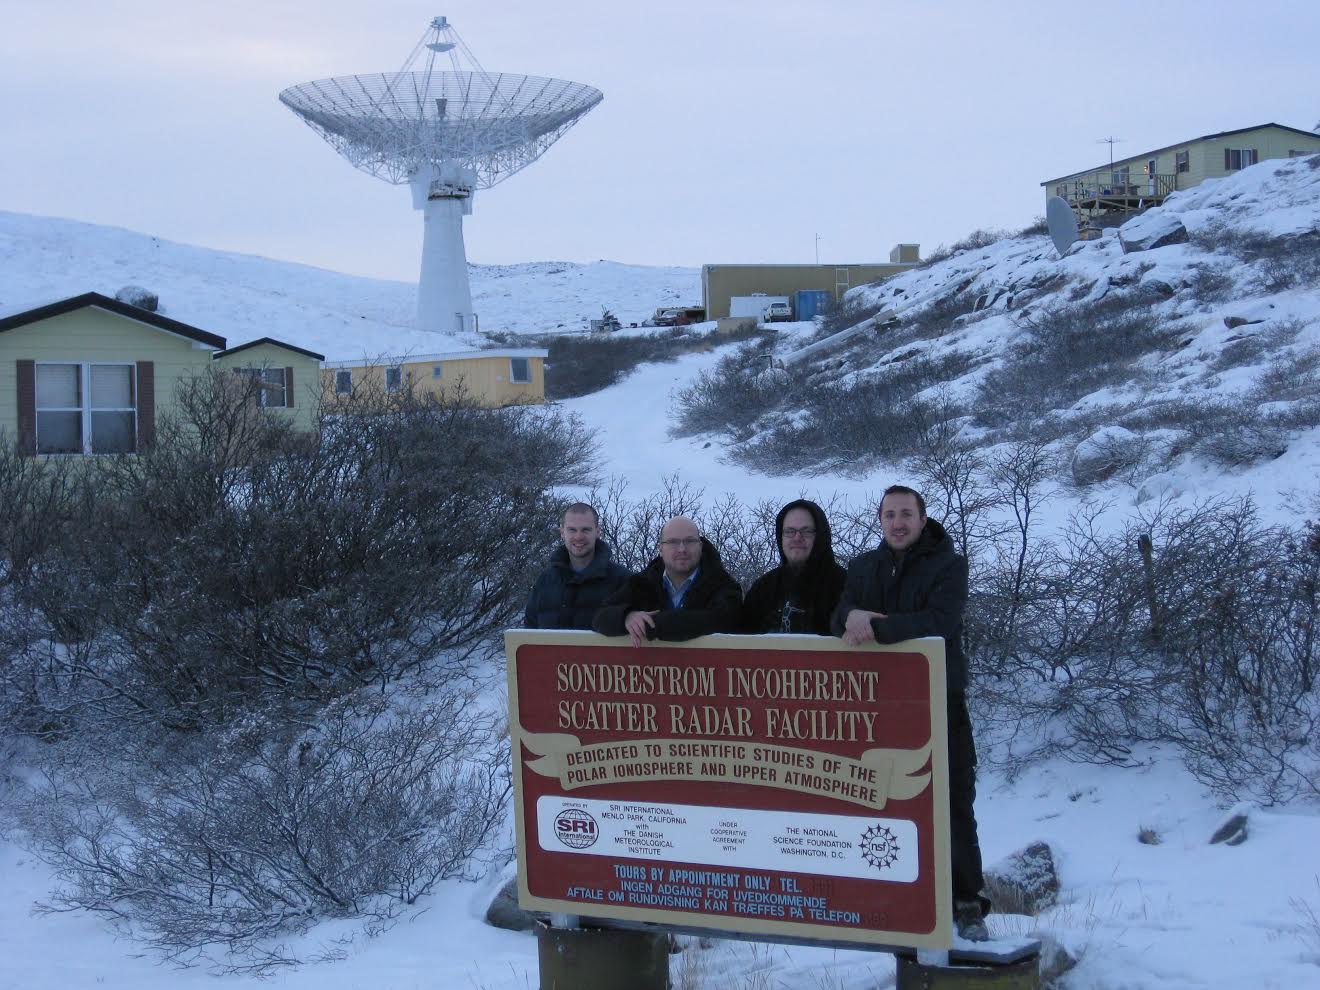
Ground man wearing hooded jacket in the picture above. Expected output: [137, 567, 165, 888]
[832, 485, 990, 942]
[741, 499, 847, 635]
[524, 503, 629, 629]
[593, 516, 742, 643]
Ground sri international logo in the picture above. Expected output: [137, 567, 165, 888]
[553, 808, 599, 849]
[860, 824, 900, 871]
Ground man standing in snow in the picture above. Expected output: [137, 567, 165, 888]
[593, 516, 742, 644]
[832, 485, 990, 942]
[523, 503, 628, 629]
[740, 499, 847, 635]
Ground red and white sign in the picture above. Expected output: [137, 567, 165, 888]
[505, 631, 952, 948]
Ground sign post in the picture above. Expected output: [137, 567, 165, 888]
[506, 630, 954, 964]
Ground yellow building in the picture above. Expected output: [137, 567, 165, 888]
[322, 349, 548, 407]
[0, 292, 322, 454]
[701, 258, 920, 320]
[1042, 122, 1320, 218]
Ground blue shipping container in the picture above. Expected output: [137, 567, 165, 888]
[794, 289, 832, 321]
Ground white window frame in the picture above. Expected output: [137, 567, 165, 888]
[1225, 148, 1257, 171]
[335, 369, 353, 395]
[385, 365, 403, 392]
[509, 357, 531, 384]
[1175, 149, 1190, 173]
[234, 367, 288, 408]
[432, 364, 443, 379]
[35, 361, 137, 455]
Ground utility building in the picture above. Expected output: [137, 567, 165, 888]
[701, 246, 920, 320]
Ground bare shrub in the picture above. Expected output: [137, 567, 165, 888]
[20, 689, 506, 970]
[732, 350, 979, 475]
[1192, 225, 1320, 291]
[920, 228, 1006, 268]
[672, 340, 781, 440]
[1185, 264, 1236, 306]
[5, 375, 593, 732]
[974, 293, 1184, 427]
[544, 324, 767, 399]
[812, 296, 896, 341]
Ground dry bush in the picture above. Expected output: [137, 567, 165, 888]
[974, 292, 1184, 427]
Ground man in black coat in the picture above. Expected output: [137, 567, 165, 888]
[832, 485, 990, 942]
[593, 516, 742, 644]
[741, 499, 847, 635]
[523, 502, 629, 629]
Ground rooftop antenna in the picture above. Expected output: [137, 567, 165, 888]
[814, 233, 821, 265]
[279, 17, 604, 335]
[1097, 135, 1125, 167]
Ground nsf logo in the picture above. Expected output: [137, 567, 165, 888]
[554, 808, 599, 849]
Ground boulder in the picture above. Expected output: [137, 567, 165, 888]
[485, 877, 537, 932]
[1034, 932, 1080, 987]
[1119, 212, 1189, 253]
[1209, 810, 1249, 846]
[1136, 471, 1180, 504]
[114, 285, 158, 311]
[984, 840, 1060, 916]
[1223, 315, 1265, 329]
[1070, 427, 1144, 486]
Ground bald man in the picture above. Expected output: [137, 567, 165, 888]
[592, 516, 742, 644]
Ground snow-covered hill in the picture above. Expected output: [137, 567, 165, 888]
[0, 210, 699, 359]
[668, 154, 1320, 529]
[3, 160, 1320, 990]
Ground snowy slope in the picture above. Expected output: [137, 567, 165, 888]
[0, 210, 698, 359]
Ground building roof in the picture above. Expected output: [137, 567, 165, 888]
[323, 349, 548, 369]
[0, 291, 228, 349]
[1041, 122, 1320, 185]
[214, 337, 326, 361]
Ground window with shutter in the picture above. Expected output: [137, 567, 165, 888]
[35, 362, 136, 454]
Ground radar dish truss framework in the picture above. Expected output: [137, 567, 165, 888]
[278, 17, 603, 188]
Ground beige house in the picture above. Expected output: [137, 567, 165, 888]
[322, 349, 548, 408]
[1043, 122, 1320, 218]
[701, 255, 920, 320]
[0, 292, 323, 454]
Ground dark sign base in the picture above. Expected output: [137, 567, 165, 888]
[537, 923, 669, 990]
[896, 952, 1040, 990]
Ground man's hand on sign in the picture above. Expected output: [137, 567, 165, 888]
[624, 609, 659, 646]
[842, 608, 885, 646]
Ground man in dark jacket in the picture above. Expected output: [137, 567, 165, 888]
[832, 485, 990, 942]
[523, 502, 629, 629]
[741, 499, 847, 635]
[593, 516, 742, 644]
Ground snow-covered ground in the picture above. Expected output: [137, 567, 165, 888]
[3, 157, 1320, 989]
[0, 210, 699, 358]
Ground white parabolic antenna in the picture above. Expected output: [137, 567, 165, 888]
[279, 17, 604, 334]
[1046, 195, 1079, 257]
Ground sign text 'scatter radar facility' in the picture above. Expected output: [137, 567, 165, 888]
[279, 17, 603, 334]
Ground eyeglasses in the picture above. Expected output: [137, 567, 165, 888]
[783, 527, 816, 538]
[659, 537, 702, 548]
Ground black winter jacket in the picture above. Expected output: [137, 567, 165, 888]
[592, 537, 742, 641]
[740, 499, 847, 635]
[523, 541, 630, 630]
[829, 518, 969, 693]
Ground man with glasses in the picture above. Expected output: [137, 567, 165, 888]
[832, 485, 990, 942]
[593, 516, 742, 645]
[740, 499, 846, 635]
[524, 502, 629, 630]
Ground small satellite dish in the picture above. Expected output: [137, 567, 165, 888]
[427, 42, 456, 52]
[1046, 196, 1079, 257]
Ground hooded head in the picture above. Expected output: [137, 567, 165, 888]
[774, 499, 836, 573]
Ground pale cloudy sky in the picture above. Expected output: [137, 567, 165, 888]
[2, 0, 1316, 281]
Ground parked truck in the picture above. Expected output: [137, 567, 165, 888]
[729, 294, 791, 322]
[648, 305, 706, 327]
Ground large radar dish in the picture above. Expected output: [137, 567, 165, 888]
[278, 17, 603, 188]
